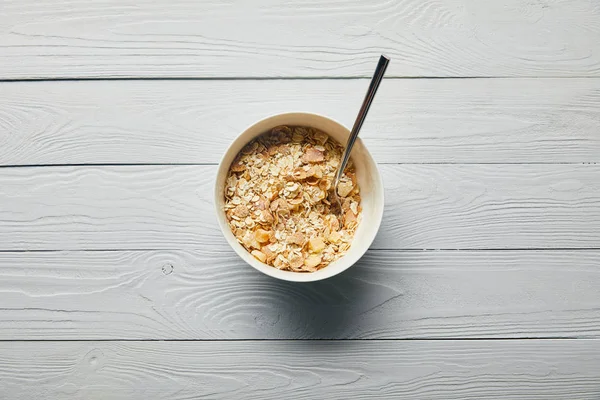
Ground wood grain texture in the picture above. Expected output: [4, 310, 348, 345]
[1, 79, 600, 165]
[0, 165, 598, 251]
[1, 0, 599, 79]
[0, 249, 598, 340]
[1, 340, 599, 399]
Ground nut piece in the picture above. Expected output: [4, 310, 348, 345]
[302, 147, 324, 163]
[258, 210, 274, 224]
[289, 255, 305, 270]
[344, 209, 357, 227]
[255, 197, 270, 210]
[233, 204, 250, 218]
[287, 232, 305, 245]
[251, 250, 267, 263]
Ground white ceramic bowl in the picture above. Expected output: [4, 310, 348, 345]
[215, 112, 384, 282]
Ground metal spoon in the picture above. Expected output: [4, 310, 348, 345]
[330, 54, 390, 212]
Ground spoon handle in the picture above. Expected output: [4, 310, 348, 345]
[335, 55, 390, 184]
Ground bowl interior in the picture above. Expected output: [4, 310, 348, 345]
[215, 112, 384, 282]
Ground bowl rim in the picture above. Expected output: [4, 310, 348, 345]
[214, 112, 384, 282]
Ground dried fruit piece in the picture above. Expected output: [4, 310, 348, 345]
[308, 237, 326, 253]
[304, 255, 322, 270]
[242, 231, 260, 250]
[251, 250, 267, 263]
[254, 228, 272, 243]
[337, 181, 354, 198]
[327, 231, 342, 244]
[309, 166, 323, 179]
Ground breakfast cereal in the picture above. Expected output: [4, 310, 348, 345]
[224, 125, 361, 272]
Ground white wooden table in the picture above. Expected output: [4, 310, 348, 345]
[1, 1, 599, 398]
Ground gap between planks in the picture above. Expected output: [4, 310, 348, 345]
[0, 337, 589, 342]
[0, 162, 598, 169]
[3, 76, 600, 83]
[2, 248, 600, 253]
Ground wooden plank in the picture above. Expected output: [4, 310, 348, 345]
[1, 79, 600, 165]
[0, 340, 599, 399]
[1, 0, 599, 79]
[0, 249, 598, 340]
[0, 165, 598, 251]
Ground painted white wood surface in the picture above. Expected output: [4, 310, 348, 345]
[1, 340, 599, 399]
[1, 0, 599, 79]
[1, 0, 599, 396]
[0, 250, 598, 340]
[1, 79, 600, 165]
[0, 165, 598, 251]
